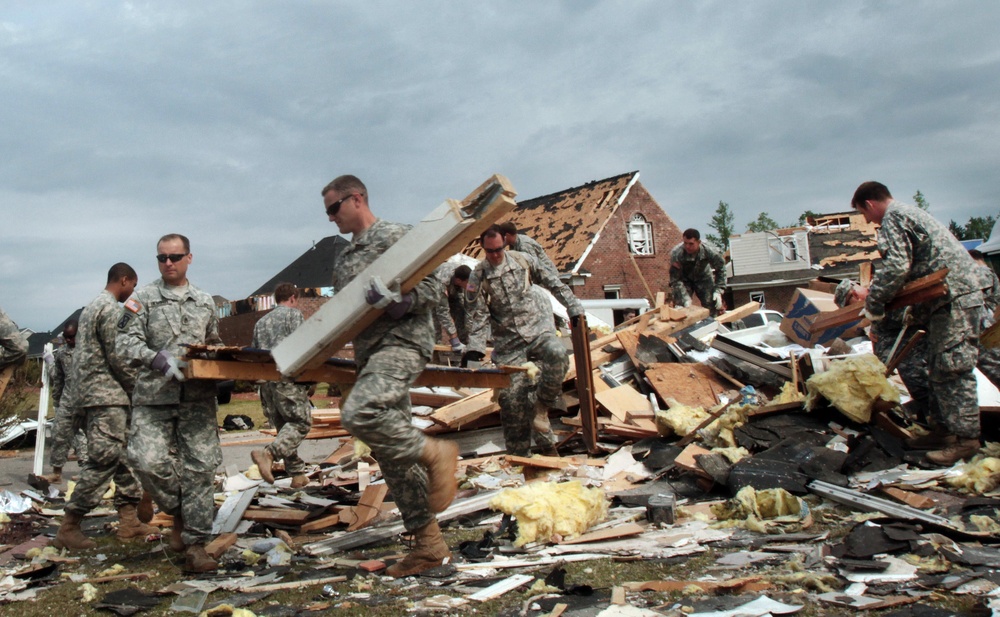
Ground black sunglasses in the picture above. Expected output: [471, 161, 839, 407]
[156, 253, 188, 264]
[484, 246, 505, 254]
[326, 193, 359, 217]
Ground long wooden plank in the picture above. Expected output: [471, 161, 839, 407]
[430, 389, 499, 428]
[570, 315, 599, 454]
[184, 358, 519, 389]
[715, 301, 761, 325]
[272, 175, 517, 377]
[241, 508, 312, 524]
[808, 269, 949, 333]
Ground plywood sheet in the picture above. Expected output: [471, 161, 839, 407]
[644, 363, 727, 408]
[594, 384, 650, 423]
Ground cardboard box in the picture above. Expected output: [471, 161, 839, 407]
[780, 288, 866, 347]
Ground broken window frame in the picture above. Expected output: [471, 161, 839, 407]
[767, 235, 800, 264]
[628, 213, 654, 255]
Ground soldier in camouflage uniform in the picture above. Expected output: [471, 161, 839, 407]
[464, 225, 585, 458]
[0, 307, 27, 369]
[431, 260, 467, 352]
[323, 175, 457, 578]
[251, 282, 312, 488]
[669, 228, 727, 316]
[965, 250, 1000, 391]
[41, 320, 88, 484]
[852, 181, 983, 465]
[54, 263, 158, 550]
[116, 234, 222, 573]
[500, 221, 562, 280]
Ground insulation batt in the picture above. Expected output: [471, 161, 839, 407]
[489, 480, 608, 546]
[946, 457, 1000, 494]
[804, 354, 899, 423]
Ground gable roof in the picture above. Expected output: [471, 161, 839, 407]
[249, 235, 350, 297]
[465, 171, 640, 274]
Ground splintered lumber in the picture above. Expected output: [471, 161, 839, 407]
[237, 575, 348, 594]
[347, 483, 389, 531]
[507, 454, 574, 470]
[272, 175, 517, 377]
[300, 513, 342, 533]
[430, 389, 499, 428]
[645, 363, 728, 409]
[715, 301, 761, 324]
[615, 329, 642, 367]
[808, 269, 949, 334]
[711, 335, 793, 380]
[570, 314, 599, 453]
[205, 533, 238, 559]
[184, 357, 519, 389]
[650, 306, 710, 337]
[468, 574, 534, 602]
[595, 384, 651, 423]
[241, 507, 312, 524]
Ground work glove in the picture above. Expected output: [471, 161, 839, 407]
[901, 306, 915, 327]
[365, 276, 413, 319]
[461, 350, 485, 368]
[42, 350, 55, 367]
[713, 291, 725, 310]
[152, 350, 187, 382]
[859, 307, 884, 323]
[449, 337, 465, 353]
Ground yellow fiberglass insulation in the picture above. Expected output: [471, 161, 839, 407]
[711, 486, 802, 525]
[489, 480, 608, 546]
[774, 380, 805, 404]
[804, 354, 899, 423]
[947, 456, 1000, 494]
[654, 398, 709, 437]
[699, 405, 750, 448]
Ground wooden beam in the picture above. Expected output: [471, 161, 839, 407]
[808, 269, 949, 334]
[570, 315, 599, 454]
[715, 301, 761, 325]
[430, 389, 499, 429]
[183, 358, 520, 389]
[272, 175, 518, 377]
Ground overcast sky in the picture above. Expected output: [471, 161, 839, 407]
[3, 1, 999, 332]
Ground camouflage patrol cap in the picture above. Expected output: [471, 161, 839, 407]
[834, 279, 855, 308]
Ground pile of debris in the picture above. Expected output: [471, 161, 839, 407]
[3, 286, 1000, 616]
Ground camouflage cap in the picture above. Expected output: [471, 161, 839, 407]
[834, 279, 855, 308]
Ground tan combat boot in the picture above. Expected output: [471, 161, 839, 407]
[137, 491, 155, 523]
[419, 438, 459, 513]
[40, 466, 63, 485]
[385, 520, 451, 578]
[251, 448, 275, 484]
[927, 438, 980, 465]
[290, 475, 310, 489]
[116, 504, 158, 540]
[169, 513, 186, 553]
[53, 511, 96, 550]
[185, 544, 219, 573]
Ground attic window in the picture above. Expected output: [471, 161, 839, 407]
[768, 236, 800, 263]
[628, 213, 654, 255]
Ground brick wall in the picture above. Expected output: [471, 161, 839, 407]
[573, 182, 684, 300]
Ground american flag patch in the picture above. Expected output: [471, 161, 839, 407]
[124, 298, 142, 313]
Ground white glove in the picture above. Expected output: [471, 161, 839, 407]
[450, 337, 465, 353]
[860, 307, 884, 322]
[365, 275, 401, 310]
[712, 291, 724, 310]
[42, 351, 55, 367]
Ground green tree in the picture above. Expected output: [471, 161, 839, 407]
[913, 190, 930, 211]
[964, 215, 996, 241]
[948, 220, 965, 240]
[705, 201, 735, 250]
[797, 209, 822, 226]
[746, 211, 780, 233]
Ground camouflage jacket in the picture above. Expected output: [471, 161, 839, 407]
[510, 234, 561, 279]
[71, 290, 137, 408]
[332, 218, 442, 365]
[669, 242, 727, 291]
[252, 305, 304, 350]
[0, 308, 27, 369]
[977, 264, 1000, 315]
[116, 278, 222, 405]
[467, 250, 584, 356]
[431, 261, 460, 338]
[49, 345, 75, 408]
[867, 201, 982, 318]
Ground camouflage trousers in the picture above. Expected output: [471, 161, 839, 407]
[128, 401, 222, 545]
[671, 278, 719, 316]
[496, 331, 570, 457]
[341, 345, 431, 532]
[926, 298, 981, 439]
[49, 405, 88, 468]
[259, 381, 312, 475]
[872, 320, 935, 422]
[66, 406, 143, 515]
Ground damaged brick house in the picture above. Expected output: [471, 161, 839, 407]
[465, 171, 685, 320]
[727, 211, 880, 311]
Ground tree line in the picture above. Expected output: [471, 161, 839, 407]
[704, 190, 996, 250]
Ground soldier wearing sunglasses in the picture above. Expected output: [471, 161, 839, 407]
[116, 233, 223, 573]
